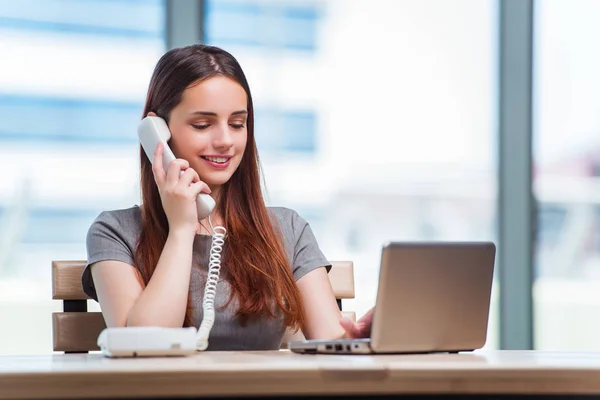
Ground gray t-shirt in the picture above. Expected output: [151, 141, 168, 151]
[83, 206, 330, 351]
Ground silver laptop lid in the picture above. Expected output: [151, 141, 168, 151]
[370, 241, 496, 353]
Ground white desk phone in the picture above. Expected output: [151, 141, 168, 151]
[96, 116, 226, 357]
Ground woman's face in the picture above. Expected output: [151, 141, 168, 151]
[166, 75, 248, 192]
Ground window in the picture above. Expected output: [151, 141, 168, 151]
[533, 0, 600, 350]
[0, 0, 163, 38]
[204, 0, 321, 51]
[254, 109, 317, 154]
[0, 95, 141, 143]
[281, 111, 316, 152]
[0, 0, 165, 355]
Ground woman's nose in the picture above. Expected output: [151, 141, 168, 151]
[213, 125, 234, 149]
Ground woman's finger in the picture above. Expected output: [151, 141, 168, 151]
[190, 180, 212, 196]
[165, 159, 189, 189]
[179, 166, 200, 187]
[151, 142, 166, 187]
[340, 317, 361, 338]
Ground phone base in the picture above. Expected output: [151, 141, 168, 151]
[97, 327, 198, 358]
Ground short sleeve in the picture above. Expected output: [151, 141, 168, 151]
[290, 211, 331, 281]
[82, 211, 136, 301]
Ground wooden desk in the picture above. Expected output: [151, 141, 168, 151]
[1, 350, 600, 399]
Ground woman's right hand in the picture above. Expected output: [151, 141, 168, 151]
[152, 142, 211, 236]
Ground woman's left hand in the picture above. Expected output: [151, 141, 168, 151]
[340, 307, 374, 339]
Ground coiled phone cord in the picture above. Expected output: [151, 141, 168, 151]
[195, 215, 226, 351]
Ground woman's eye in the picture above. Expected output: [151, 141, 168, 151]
[192, 124, 210, 130]
[230, 123, 245, 129]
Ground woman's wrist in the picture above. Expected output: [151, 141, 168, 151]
[167, 225, 198, 242]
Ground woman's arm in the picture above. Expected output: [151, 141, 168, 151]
[296, 267, 347, 340]
[91, 142, 211, 328]
[91, 229, 196, 327]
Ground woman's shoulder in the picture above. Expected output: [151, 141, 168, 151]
[87, 205, 142, 240]
[84, 206, 141, 301]
[267, 206, 308, 230]
[267, 206, 330, 278]
[92, 205, 141, 225]
[266, 206, 316, 243]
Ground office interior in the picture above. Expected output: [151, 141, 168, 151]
[0, 0, 598, 355]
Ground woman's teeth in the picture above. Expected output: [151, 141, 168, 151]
[204, 156, 228, 163]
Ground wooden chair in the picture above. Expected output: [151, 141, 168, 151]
[51, 260, 356, 353]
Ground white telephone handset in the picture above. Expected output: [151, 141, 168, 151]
[137, 116, 215, 220]
[96, 116, 225, 357]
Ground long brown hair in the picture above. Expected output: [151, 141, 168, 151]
[134, 44, 304, 330]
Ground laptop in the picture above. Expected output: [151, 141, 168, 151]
[289, 241, 496, 354]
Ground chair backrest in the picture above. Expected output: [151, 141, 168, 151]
[51, 260, 355, 353]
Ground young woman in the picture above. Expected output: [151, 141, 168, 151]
[83, 44, 373, 350]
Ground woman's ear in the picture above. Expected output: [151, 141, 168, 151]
[147, 111, 158, 117]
